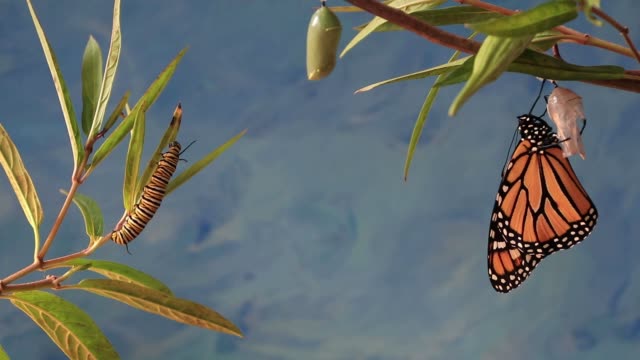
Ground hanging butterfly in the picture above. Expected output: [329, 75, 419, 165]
[488, 84, 598, 293]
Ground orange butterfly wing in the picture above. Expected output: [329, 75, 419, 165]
[488, 221, 543, 293]
[491, 137, 597, 256]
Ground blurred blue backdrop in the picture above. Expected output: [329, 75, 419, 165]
[1, 1, 640, 359]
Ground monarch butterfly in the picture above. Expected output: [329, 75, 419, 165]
[306, 0, 342, 80]
[488, 109, 598, 293]
[546, 86, 587, 159]
[111, 141, 182, 248]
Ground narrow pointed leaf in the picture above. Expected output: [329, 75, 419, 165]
[404, 85, 440, 182]
[136, 104, 182, 201]
[355, 56, 470, 93]
[88, 0, 122, 139]
[81, 36, 103, 136]
[354, 6, 503, 32]
[0, 124, 43, 240]
[405, 45, 467, 181]
[0, 344, 8, 360]
[88, 48, 187, 173]
[123, 106, 145, 211]
[166, 129, 247, 196]
[510, 48, 624, 80]
[71, 279, 243, 337]
[341, 0, 446, 58]
[102, 91, 130, 134]
[9, 291, 119, 360]
[55, 259, 173, 294]
[449, 34, 534, 116]
[433, 55, 474, 86]
[25, 0, 83, 170]
[59, 189, 104, 240]
[469, 0, 578, 37]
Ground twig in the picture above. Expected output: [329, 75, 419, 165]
[589, 6, 640, 64]
[345, 0, 480, 53]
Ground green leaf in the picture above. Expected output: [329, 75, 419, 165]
[71, 279, 243, 337]
[166, 129, 247, 196]
[449, 34, 534, 116]
[59, 189, 104, 240]
[469, 1, 578, 37]
[123, 106, 146, 211]
[341, 0, 446, 58]
[57, 259, 173, 294]
[81, 36, 103, 136]
[433, 51, 624, 85]
[354, 6, 503, 32]
[529, 29, 563, 51]
[87, 0, 122, 140]
[355, 56, 470, 93]
[404, 83, 440, 182]
[102, 91, 130, 134]
[433, 55, 474, 86]
[136, 104, 182, 201]
[9, 291, 119, 360]
[0, 344, 9, 360]
[25, 0, 84, 171]
[88, 48, 187, 174]
[0, 124, 43, 243]
[582, 0, 602, 26]
[510, 48, 625, 80]
[404, 33, 473, 181]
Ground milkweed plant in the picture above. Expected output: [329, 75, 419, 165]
[308, 0, 640, 180]
[0, 0, 246, 358]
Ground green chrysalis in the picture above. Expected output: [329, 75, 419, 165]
[306, 1, 342, 80]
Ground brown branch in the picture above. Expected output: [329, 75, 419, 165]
[0, 277, 55, 294]
[589, 6, 640, 64]
[345, 0, 480, 54]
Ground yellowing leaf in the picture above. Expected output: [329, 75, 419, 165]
[25, 0, 83, 171]
[72, 279, 243, 337]
[0, 124, 43, 241]
[57, 259, 173, 294]
[9, 291, 119, 360]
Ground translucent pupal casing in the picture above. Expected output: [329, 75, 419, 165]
[306, 4, 342, 81]
[546, 86, 587, 159]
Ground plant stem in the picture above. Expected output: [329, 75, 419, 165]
[36, 180, 81, 261]
[0, 277, 55, 293]
[590, 6, 640, 64]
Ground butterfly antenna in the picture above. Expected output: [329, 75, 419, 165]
[528, 79, 548, 115]
[501, 126, 519, 177]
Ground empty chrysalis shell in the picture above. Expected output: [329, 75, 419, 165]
[306, 2, 342, 80]
[546, 86, 587, 159]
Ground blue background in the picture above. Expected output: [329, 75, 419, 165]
[1, 1, 640, 359]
